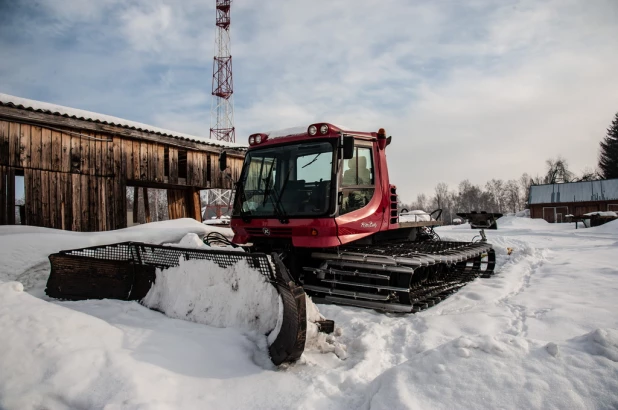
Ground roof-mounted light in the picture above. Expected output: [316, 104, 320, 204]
[308, 125, 318, 136]
[320, 124, 329, 135]
[248, 133, 268, 146]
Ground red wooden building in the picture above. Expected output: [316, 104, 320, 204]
[528, 179, 618, 223]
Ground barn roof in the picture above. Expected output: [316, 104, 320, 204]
[528, 179, 618, 204]
[0, 93, 246, 150]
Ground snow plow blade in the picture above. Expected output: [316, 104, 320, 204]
[45, 242, 306, 365]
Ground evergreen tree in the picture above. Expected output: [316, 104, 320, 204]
[599, 112, 618, 179]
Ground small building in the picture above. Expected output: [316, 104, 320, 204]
[528, 179, 618, 223]
[0, 93, 246, 231]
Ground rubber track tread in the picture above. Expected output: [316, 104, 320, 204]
[304, 240, 496, 313]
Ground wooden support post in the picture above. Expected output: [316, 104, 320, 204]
[186, 188, 202, 222]
[0, 166, 5, 225]
[143, 187, 151, 223]
[133, 186, 139, 223]
[7, 168, 15, 225]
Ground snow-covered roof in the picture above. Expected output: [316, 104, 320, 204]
[264, 126, 307, 140]
[528, 179, 618, 204]
[0, 93, 246, 150]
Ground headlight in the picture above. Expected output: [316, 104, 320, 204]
[248, 136, 255, 144]
[320, 124, 329, 135]
[308, 125, 317, 136]
[255, 135, 262, 144]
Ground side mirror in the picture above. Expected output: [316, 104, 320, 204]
[342, 136, 354, 160]
[218, 151, 227, 172]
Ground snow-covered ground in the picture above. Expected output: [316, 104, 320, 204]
[1, 217, 618, 409]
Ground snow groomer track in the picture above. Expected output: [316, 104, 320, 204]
[303, 241, 496, 313]
[45, 242, 307, 365]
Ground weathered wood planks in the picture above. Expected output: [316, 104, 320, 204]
[0, 112, 244, 229]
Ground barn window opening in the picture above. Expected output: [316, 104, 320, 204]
[200, 188, 232, 222]
[164, 147, 170, 177]
[14, 171, 25, 225]
[126, 186, 169, 226]
[178, 150, 187, 179]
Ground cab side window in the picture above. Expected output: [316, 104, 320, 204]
[340, 147, 374, 214]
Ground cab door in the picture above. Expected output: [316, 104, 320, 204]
[335, 143, 383, 243]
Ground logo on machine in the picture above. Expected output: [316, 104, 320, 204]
[361, 222, 377, 228]
[262, 228, 271, 236]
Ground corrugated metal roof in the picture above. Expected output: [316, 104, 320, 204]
[0, 93, 246, 151]
[529, 179, 618, 204]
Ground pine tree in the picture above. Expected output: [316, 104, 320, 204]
[599, 112, 618, 179]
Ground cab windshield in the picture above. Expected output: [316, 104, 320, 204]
[233, 141, 335, 218]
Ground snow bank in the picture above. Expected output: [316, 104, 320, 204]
[399, 210, 431, 222]
[0, 219, 231, 291]
[584, 211, 617, 217]
[0, 281, 292, 409]
[362, 330, 618, 410]
[142, 257, 280, 336]
[2, 210, 618, 408]
[146, 234, 340, 353]
[515, 209, 530, 217]
[496, 215, 550, 228]
[588, 218, 618, 233]
[305, 296, 347, 359]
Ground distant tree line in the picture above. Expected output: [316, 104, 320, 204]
[401, 175, 533, 224]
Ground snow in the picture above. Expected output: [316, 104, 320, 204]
[0, 219, 231, 297]
[0, 93, 245, 149]
[142, 258, 280, 335]
[1, 216, 618, 409]
[399, 209, 432, 222]
[265, 126, 307, 139]
[203, 215, 231, 225]
[584, 211, 617, 217]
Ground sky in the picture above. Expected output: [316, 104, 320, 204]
[1, 0, 618, 202]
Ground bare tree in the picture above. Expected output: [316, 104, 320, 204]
[504, 180, 522, 213]
[485, 179, 505, 213]
[416, 193, 428, 211]
[575, 167, 601, 182]
[544, 156, 574, 184]
[434, 183, 449, 209]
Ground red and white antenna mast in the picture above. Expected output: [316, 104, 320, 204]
[210, 0, 235, 142]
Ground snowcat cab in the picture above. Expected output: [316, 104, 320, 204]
[226, 123, 401, 248]
[220, 124, 497, 312]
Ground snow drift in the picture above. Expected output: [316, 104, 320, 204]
[363, 331, 618, 410]
[1, 216, 617, 409]
[142, 258, 281, 336]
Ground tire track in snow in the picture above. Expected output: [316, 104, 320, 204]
[496, 243, 548, 338]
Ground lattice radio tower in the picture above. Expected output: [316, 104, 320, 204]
[210, 0, 235, 142]
[203, 0, 234, 220]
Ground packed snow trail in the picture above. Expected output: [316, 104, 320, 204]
[1, 218, 618, 409]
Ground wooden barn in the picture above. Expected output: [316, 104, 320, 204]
[528, 179, 618, 223]
[0, 93, 246, 231]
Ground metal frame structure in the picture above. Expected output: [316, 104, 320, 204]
[210, 0, 235, 143]
[201, 188, 234, 219]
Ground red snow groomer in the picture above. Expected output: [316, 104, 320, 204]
[223, 123, 496, 312]
[46, 123, 497, 366]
